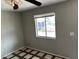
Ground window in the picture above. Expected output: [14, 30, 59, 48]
[34, 13, 56, 39]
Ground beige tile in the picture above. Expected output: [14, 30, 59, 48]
[6, 54, 14, 58]
[44, 54, 53, 59]
[24, 54, 32, 59]
[32, 56, 40, 59]
[14, 50, 21, 54]
[54, 57, 62, 59]
[19, 52, 26, 56]
[11, 56, 19, 59]
[37, 52, 45, 57]
[31, 50, 38, 54]
[21, 47, 27, 51]
[26, 49, 32, 52]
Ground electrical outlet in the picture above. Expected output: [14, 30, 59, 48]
[70, 32, 74, 36]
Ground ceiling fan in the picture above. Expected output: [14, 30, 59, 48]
[5, 0, 42, 10]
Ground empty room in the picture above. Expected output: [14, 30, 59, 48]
[1, 0, 78, 59]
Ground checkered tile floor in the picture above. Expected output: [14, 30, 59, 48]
[2, 47, 66, 59]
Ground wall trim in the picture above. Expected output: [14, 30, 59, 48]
[2, 46, 71, 59]
[27, 46, 71, 59]
[1, 46, 25, 58]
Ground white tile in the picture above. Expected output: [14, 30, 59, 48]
[14, 50, 21, 54]
[11, 56, 19, 59]
[6, 54, 14, 58]
[19, 52, 26, 56]
[21, 47, 27, 51]
[32, 56, 40, 59]
[54, 57, 62, 59]
[37, 52, 45, 57]
[26, 49, 32, 52]
[31, 50, 38, 54]
[24, 54, 32, 59]
[44, 54, 53, 59]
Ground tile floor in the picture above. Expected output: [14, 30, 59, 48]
[2, 47, 66, 59]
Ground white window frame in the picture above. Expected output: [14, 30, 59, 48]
[34, 12, 56, 39]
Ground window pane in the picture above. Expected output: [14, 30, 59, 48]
[46, 16, 56, 38]
[36, 17, 46, 37]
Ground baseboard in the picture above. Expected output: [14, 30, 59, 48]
[2, 46, 72, 59]
[1, 46, 25, 58]
[26, 46, 72, 59]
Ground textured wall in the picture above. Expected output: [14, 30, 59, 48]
[22, 0, 78, 59]
[1, 11, 24, 57]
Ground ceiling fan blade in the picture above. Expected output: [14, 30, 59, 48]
[25, 0, 42, 6]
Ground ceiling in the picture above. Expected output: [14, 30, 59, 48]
[1, 0, 66, 11]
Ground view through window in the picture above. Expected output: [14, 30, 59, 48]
[34, 13, 56, 38]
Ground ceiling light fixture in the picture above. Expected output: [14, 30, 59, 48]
[4, 0, 22, 10]
[4, 0, 42, 10]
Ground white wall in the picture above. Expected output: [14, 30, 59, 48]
[22, 0, 78, 59]
[1, 11, 25, 57]
[1, 0, 78, 59]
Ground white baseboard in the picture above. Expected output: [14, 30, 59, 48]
[1, 46, 25, 58]
[26, 46, 72, 59]
[2, 46, 72, 59]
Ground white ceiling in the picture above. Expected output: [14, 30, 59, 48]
[1, 0, 66, 11]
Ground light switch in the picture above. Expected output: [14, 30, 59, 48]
[70, 32, 74, 36]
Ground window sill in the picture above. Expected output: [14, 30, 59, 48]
[36, 36, 56, 40]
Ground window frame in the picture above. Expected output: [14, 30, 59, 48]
[34, 12, 56, 39]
